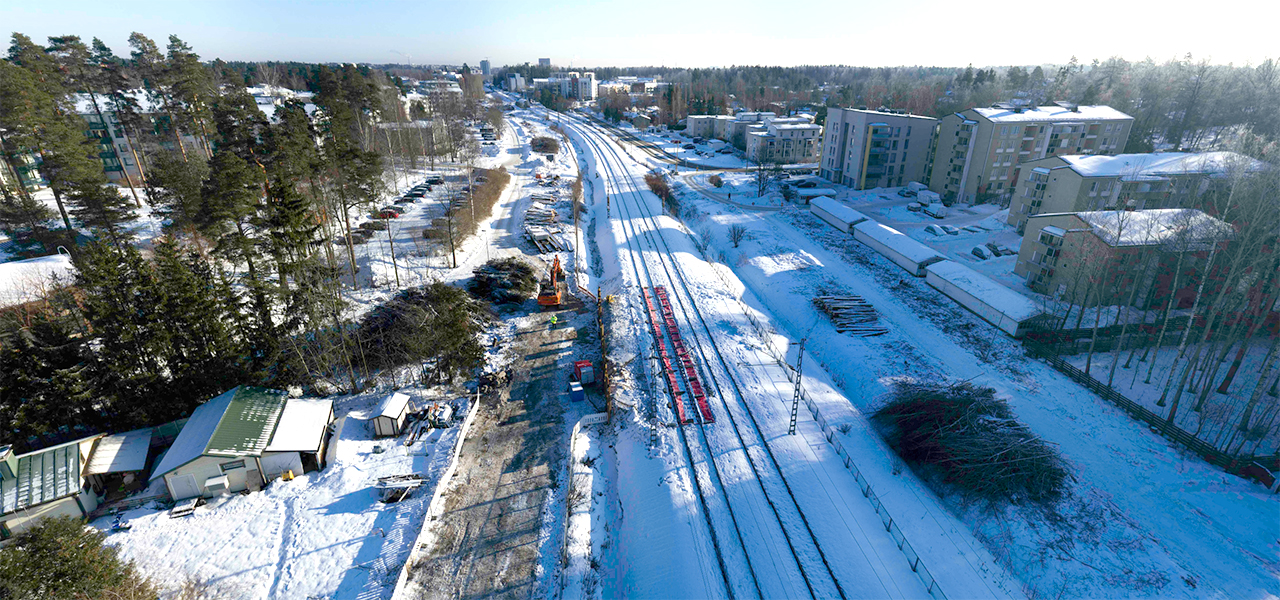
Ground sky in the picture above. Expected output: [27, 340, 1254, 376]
[4, 0, 1273, 70]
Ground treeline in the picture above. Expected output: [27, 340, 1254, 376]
[540, 57, 1280, 160]
[0, 32, 493, 452]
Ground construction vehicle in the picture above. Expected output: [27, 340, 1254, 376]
[537, 255, 565, 308]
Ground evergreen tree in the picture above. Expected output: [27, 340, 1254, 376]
[147, 151, 210, 234]
[0, 516, 157, 600]
[167, 35, 217, 158]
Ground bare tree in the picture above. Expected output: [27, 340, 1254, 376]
[728, 224, 747, 248]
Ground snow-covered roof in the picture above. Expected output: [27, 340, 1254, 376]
[854, 221, 947, 264]
[796, 188, 837, 197]
[925, 261, 1043, 322]
[0, 254, 76, 308]
[150, 386, 287, 481]
[265, 399, 334, 453]
[85, 429, 152, 475]
[973, 105, 1132, 123]
[811, 197, 869, 225]
[375, 392, 412, 420]
[1059, 152, 1266, 179]
[1073, 209, 1234, 248]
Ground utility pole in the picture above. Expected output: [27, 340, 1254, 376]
[789, 338, 805, 435]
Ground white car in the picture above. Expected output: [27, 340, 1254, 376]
[971, 246, 990, 260]
[924, 224, 946, 236]
[940, 225, 960, 235]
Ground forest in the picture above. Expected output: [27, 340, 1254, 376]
[0, 33, 491, 452]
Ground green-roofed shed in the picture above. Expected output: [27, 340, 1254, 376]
[150, 386, 289, 500]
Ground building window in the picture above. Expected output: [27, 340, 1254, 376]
[904, 139, 910, 150]
[906, 126, 912, 136]
[221, 460, 246, 472]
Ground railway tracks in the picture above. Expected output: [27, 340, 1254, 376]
[565, 111, 848, 600]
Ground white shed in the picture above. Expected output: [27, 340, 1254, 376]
[372, 392, 412, 437]
[261, 399, 335, 480]
[810, 197, 869, 233]
[852, 221, 947, 276]
[925, 261, 1044, 338]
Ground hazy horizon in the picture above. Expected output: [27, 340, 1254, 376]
[6, 0, 1274, 70]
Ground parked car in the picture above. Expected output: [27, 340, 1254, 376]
[426, 175, 445, 185]
[339, 233, 370, 245]
[682, 143, 696, 150]
[897, 188, 918, 197]
[360, 221, 388, 231]
[986, 242, 1016, 256]
[940, 225, 960, 235]
[693, 137, 705, 144]
[971, 246, 990, 260]
[795, 180, 818, 189]
[924, 224, 946, 236]
[377, 208, 402, 219]
[907, 202, 922, 212]
[717, 147, 733, 154]
[406, 190, 426, 198]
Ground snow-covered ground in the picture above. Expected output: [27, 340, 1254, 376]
[653, 172, 1279, 599]
[94, 389, 470, 599]
[1065, 338, 1280, 455]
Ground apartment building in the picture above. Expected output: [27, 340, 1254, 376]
[686, 115, 734, 140]
[0, 150, 41, 193]
[1008, 151, 1266, 232]
[72, 93, 207, 185]
[1014, 209, 1232, 306]
[745, 116, 821, 164]
[820, 108, 938, 189]
[539, 72, 598, 100]
[930, 102, 1134, 204]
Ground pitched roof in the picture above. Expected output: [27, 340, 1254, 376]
[1, 435, 99, 516]
[1033, 209, 1234, 249]
[1059, 151, 1267, 179]
[149, 386, 287, 481]
[376, 392, 412, 420]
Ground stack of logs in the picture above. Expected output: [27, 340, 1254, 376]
[813, 295, 888, 337]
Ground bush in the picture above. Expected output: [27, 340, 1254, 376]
[0, 516, 157, 600]
[872, 381, 1071, 505]
[355, 283, 491, 379]
[469, 258, 537, 304]
[531, 136, 560, 154]
[709, 175, 724, 188]
[644, 173, 680, 215]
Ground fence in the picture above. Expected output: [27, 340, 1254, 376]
[1024, 340, 1280, 475]
[672, 206, 950, 599]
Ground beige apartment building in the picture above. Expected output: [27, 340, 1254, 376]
[930, 102, 1134, 205]
[686, 115, 734, 140]
[1013, 209, 1232, 306]
[1007, 151, 1266, 232]
[820, 108, 938, 189]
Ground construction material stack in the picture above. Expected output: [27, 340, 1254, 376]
[654, 286, 714, 423]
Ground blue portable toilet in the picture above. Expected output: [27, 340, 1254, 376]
[569, 382, 585, 402]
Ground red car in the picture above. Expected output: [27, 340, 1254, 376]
[377, 208, 402, 219]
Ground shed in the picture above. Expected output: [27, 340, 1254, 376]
[149, 386, 288, 500]
[261, 399, 335, 480]
[924, 261, 1044, 338]
[1, 436, 103, 540]
[372, 392, 413, 437]
[83, 428, 152, 499]
[852, 221, 947, 276]
[810, 197, 869, 233]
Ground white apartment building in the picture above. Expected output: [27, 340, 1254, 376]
[930, 101, 1134, 204]
[820, 108, 938, 189]
[745, 115, 821, 164]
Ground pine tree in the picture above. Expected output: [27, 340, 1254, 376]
[147, 151, 210, 235]
[167, 35, 217, 158]
[0, 516, 157, 599]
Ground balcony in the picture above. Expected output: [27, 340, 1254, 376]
[87, 122, 107, 130]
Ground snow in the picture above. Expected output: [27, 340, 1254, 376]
[374, 392, 411, 419]
[852, 220, 946, 272]
[0, 254, 75, 308]
[810, 196, 869, 232]
[925, 261, 1043, 322]
[1060, 151, 1266, 178]
[974, 105, 1133, 123]
[1071, 209, 1234, 247]
[97, 389, 469, 600]
[84, 429, 151, 475]
[265, 399, 333, 452]
[149, 389, 237, 481]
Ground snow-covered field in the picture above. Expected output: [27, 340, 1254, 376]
[94, 390, 470, 599]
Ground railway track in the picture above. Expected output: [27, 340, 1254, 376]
[565, 111, 849, 600]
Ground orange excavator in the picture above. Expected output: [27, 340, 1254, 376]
[537, 256, 565, 308]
